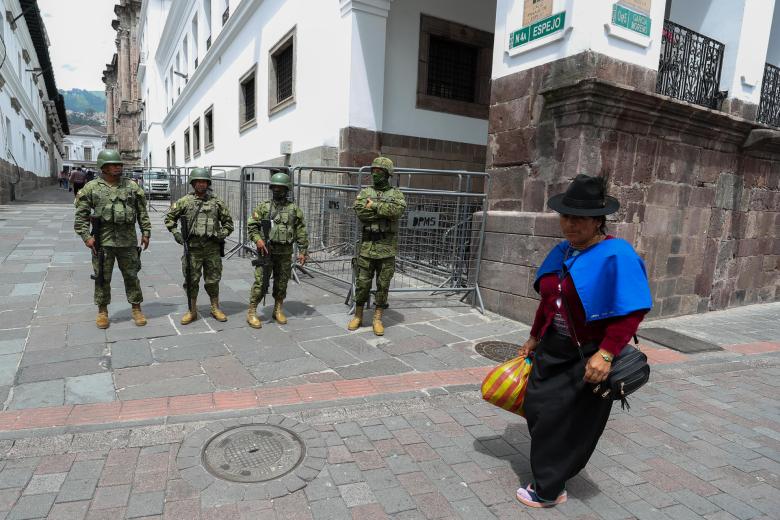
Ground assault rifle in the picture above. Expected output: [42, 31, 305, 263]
[250, 219, 273, 304]
[180, 215, 193, 313]
[89, 215, 105, 287]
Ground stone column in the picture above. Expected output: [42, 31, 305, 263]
[119, 29, 131, 102]
[106, 87, 115, 135]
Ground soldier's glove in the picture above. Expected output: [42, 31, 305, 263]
[173, 231, 183, 245]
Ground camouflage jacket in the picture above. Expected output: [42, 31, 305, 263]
[354, 186, 406, 259]
[247, 200, 309, 255]
[74, 177, 151, 247]
[164, 192, 234, 242]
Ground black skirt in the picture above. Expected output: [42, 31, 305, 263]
[523, 330, 613, 501]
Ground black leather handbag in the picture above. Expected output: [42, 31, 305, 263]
[559, 267, 650, 409]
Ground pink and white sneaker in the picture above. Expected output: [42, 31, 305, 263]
[516, 483, 567, 508]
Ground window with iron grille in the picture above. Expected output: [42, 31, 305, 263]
[269, 27, 296, 115]
[239, 66, 257, 131]
[204, 106, 214, 150]
[184, 128, 191, 160]
[656, 20, 725, 110]
[416, 15, 492, 119]
[192, 118, 201, 156]
[757, 63, 780, 128]
[427, 37, 478, 103]
[171, 143, 177, 166]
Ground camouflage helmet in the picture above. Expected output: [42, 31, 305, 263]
[270, 171, 291, 189]
[371, 156, 394, 176]
[96, 149, 123, 170]
[189, 167, 211, 185]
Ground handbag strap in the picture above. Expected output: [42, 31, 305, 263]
[558, 262, 585, 362]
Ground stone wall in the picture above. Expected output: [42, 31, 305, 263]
[0, 159, 55, 205]
[481, 51, 780, 322]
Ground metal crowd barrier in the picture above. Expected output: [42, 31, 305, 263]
[289, 165, 489, 312]
[126, 161, 489, 312]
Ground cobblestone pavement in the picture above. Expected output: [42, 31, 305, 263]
[0, 187, 527, 411]
[0, 355, 778, 520]
[0, 186, 778, 519]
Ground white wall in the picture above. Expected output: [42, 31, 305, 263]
[152, 0, 347, 168]
[0, 0, 56, 176]
[766, 3, 780, 66]
[493, 0, 667, 81]
[63, 135, 106, 162]
[382, 0, 495, 145]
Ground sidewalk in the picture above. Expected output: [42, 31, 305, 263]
[0, 187, 778, 519]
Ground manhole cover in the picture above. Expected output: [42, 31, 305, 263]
[475, 341, 520, 362]
[202, 425, 305, 483]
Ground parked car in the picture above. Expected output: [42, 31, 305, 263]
[143, 170, 171, 199]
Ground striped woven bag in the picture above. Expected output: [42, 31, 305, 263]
[481, 356, 533, 417]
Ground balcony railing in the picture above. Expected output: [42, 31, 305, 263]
[194, 57, 199, 70]
[206, 35, 212, 50]
[222, 6, 229, 26]
[656, 20, 726, 110]
[757, 63, 780, 128]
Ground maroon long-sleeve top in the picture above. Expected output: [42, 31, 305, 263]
[530, 239, 647, 357]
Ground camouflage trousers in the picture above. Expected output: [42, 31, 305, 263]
[182, 239, 222, 300]
[249, 245, 293, 304]
[92, 246, 143, 306]
[354, 255, 395, 308]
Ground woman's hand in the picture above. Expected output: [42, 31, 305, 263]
[584, 350, 612, 384]
[518, 337, 539, 358]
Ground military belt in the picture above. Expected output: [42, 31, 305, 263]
[362, 231, 391, 242]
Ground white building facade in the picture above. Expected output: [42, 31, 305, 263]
[138, 0, 494, 172]
[0, 0, 68, 202]
[63, 125, 107, 171]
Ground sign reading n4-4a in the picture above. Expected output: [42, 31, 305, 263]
[509, 11, 566, 49]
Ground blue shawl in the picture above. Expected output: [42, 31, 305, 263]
[534, 238, 652, 322]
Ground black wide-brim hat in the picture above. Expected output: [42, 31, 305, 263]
[547, 174, 620, 216]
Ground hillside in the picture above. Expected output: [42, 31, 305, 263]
[60, 89, 106, 113]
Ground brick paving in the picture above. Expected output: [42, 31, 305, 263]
[0, 354, 777, 519]
[0, 187, 778, 518]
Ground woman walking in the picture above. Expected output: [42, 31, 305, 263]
[516, 174, 652, 508]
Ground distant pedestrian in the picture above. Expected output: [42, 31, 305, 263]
[59, 170, 69, 190]
[70, 168, 87, 198]
[515, 174, 652, 508]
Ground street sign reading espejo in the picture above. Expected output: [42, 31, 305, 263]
[509, 11, 566, 49]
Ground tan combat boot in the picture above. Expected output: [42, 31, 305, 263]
[372, 308, 385, 336]
[131, 304, 147, 326]
[96, 306, 109, 329]
[181, 299, 198, 325]
[247, 302, 262, 329]
[273, 299, 287, 325]
[210, 297, 227, 322]
[347, 305, 364, 331]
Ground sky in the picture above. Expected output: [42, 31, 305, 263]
[38, 0, 118, 92]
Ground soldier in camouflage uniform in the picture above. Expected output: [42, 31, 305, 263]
[348, 157, 407, 336]
[164, 168, 234, 325]
[246, 170, 309, 328]
[74, 149, 151, 329]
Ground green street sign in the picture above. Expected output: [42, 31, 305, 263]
[509, 11, 566, 49]
[611, 4, 651, 36]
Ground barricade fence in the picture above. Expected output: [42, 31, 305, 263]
[131, 162, 489, 312]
